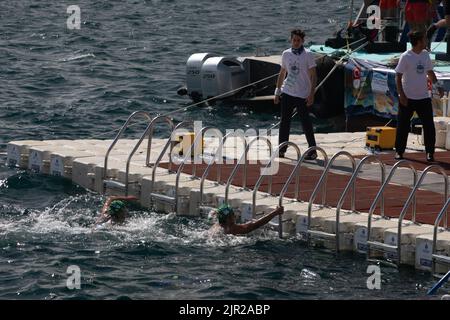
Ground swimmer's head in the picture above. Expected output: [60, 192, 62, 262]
[108, 200, 127, 216]
[216, 204, 234, 224]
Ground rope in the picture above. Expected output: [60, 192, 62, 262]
[100, 38, 373, 140]
[93, 72, 280, 139]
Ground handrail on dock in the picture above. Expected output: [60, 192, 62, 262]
[276, 146, 328, 238]
[395, 165, 448, 265]
[366, 160, 417, 259]
[278, 146, 329, 206]
[225, 136, 273, 204]
[199, 132, 247, 208]
[333, 155, 386, 252]
[251, 141, 301, 238]
[123, 115, 174, 195]
[307, 151, 356, 234]
[432, 197, 450, 276]
[150, 121, 194, 195]
[103, 111, 152, 193]
[175, 126, 222, 214]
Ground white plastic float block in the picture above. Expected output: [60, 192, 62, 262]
[72, 156, 105, 190]
[159, 174, 238, 216]
[139, 168, 178, 208]
[72, 156, 129, 191]
[28, 145, 78, 174]
[151, 176, 199, 214]
[353, 217, 400, 254]
[320, 212, 369, 251]
[383, 224, 435, 266]
[101, 163, 156, 198]
[26, 140, 112, 174]
[415, 231, 450, 273]
[171, 179, 224, 217]
[283, 201, 335, 236]
[139, 170, 197, 213]
[7, 140, 50, 168]
[92, 154, 152, 194]
[421, 117, 449, 148]
[50, 150, 99, 178]
[188, 182, 225, 217]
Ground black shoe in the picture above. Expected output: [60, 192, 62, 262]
[394, 152, 403, 160]
[426, 153, 435, 162]
[304, 151, 318, 161]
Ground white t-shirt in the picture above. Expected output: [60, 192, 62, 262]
[395, 49, 433, 100]
[281, 48, 317, 99]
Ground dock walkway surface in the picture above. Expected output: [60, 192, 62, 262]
[5, 132, 450, 273]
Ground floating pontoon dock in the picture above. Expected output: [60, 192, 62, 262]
[5, 114, 450, 275]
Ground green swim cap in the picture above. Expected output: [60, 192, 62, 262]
[109, 200, 126, 216]
[216, 204, 234, 224]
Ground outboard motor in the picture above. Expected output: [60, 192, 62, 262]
[186, 53, 215, 101]
[200, 57, 248, 99]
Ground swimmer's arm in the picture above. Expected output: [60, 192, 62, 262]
[106, 195, 139, 201]
[232, 206, 284, 235]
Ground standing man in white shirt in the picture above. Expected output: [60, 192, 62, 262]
[274, 29, 318, 159]
[395, 30, 443, 162]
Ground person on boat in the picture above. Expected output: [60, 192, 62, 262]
[427, 1, 450, 41]
[274, 28, 318, 160]
[380, 0, 398, 19]
[209, 204, 284, 235]
[394, 30, 444, 162]
[94, 195, 139, 227]
[379, 0, 400, 42]
[403, 0, 438, 33]
[426, 18, 446, 41]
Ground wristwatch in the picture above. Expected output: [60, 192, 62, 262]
[274, 88, 282, 96]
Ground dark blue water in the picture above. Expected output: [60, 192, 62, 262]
[0, 0, 445, 299]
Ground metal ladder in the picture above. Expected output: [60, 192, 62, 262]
[148, 121, 194, 209]
[366, 160, 417, 262]
[103, 111, 153, 193]
[432, 197, 450, 276]
[276, 146, 329, 238]
[249, 141, 302, 238]
[306, 151, 357, 241]
[368, 164, 448, 266]
[251, 141, 300, 237]
[225, 136, 273, 205]
[309, 155, 386, 252]
[251, 141, 301, 237]
[149, 126, 223, 214]
[103, 115, 174, 195]
[197, 132, 248, 215]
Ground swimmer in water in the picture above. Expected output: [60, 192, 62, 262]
[209, 204, 284, 235]
[93, 195, 139, 228]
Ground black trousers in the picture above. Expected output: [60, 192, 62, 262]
[279, 93, 316, 153]
[395, 98, 435, 154]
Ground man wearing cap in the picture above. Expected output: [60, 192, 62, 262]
[209, 204, 284, 235]
[94, 195, 139, 227]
